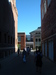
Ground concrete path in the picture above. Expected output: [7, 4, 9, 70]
[0, 52, 56, 75]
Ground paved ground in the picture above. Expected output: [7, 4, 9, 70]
[0, 52, 56, 75]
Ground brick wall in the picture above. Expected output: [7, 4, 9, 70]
[41, 0, 56, 61]
[18, 33, 26, 50]
[41, 0, 56, 40]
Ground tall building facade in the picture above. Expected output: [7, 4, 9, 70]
[9, 0, 18, 52]
[0, 0, 18, 58]
[41, 0, 56, 62]
[30, 27, 41, 49]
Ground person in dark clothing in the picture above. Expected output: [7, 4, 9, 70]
[27, 47, 30, 55]
[36, 50, 43, 73]
[34, 50, 38, 62]
[22, 49, 26, 63]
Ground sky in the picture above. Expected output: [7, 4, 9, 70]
[16, 0, 41, 35]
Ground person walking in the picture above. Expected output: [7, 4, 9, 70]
[36, 49, 43, 73]
[22, 49, 26, 63]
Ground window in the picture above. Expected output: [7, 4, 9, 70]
[42, 6, 44, 19]
[0, 32, 1, 43]
[8, 36, 10, 44]
[11, 37, 12, 44]
[39, 38, 41, 42]
[35, 39, 38, 42]
[13, 38, 14, 44]
[42, 0, 47, 19]
[47, 0, 51, 7]
[44, 0, 47, 13]
[18, 36, 21, 42]
[4, 34, 6, 43]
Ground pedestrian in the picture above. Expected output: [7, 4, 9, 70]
[34, 50, 38, 62]
[22, 48, 26, 63]
[36, 49, 43, 73]
[27, 47, 30, 55]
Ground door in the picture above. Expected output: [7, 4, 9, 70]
[49, 40, 54, 61]
[45, 42, 47, 57]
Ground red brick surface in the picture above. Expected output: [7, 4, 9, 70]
[18, 33, 26, 50]
[41, 0, 56, 61]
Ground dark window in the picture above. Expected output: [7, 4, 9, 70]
[11, 37, 12, 44]
[39, 39, 41, 42]
[13, 38, 15, 44]
[0, 32, 1, 43]
[36, 39, 37, 42]
[4, 34, 6, 43]
[8, 36, 10, 44]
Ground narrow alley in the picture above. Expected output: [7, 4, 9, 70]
[0, 51, 56, 75]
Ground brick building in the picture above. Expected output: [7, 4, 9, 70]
[41, 0, 56, 62]
[18, 33, 26, 50]
[0, 0, 18, 58]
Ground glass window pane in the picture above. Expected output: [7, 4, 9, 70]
[44, 0, 47, 13]
[47, 0, 51, 6]
[18, 36, 21, 42]
[42, 7, 44, 19]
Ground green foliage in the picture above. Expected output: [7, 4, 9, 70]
[18, 44, 19, 48]
[18, 44, 21, 50]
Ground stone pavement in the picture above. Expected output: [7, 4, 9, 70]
[0, 52, 56, 75]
